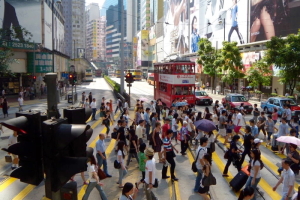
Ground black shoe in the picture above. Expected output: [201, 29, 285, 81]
[11, 166, 16, 170]
[162, 176, 170, 179]
[171, 178, 179, 181]
[106, 174, 112, 178]
[181, 152, 186, 156]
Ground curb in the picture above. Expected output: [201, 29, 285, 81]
[187, 145, 218, 200]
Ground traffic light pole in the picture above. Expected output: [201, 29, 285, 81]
[44, 73, 60, 119]
[72, 85, 74, 105]
[120, 0, 125, 94]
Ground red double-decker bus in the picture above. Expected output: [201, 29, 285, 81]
[154, 61, 196, 107]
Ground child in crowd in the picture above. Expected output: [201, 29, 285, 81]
[225, 120, 234, 144]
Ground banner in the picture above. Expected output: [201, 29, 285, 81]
[27, 52, 53, 73]
[141, 30, 149, 62]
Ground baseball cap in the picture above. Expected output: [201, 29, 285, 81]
[254, 138, 263, 144]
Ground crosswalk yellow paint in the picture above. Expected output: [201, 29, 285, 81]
[12, 184, 35, 200]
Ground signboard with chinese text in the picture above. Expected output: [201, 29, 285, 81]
[27, 52, 53, 73]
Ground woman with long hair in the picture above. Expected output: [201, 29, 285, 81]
[272, 107, 278, 125]
[126, 129, 139, 167]
[204, 131, 215, 156]
[195, 112, 203, 146]
[117, 141, 127, 188]
[119, 182, 138, 200]
[244, 149, 263, 200]
[238, 186, 255, 200]
[152, 122, 163, 162]
[82, 155, 108, 200]
[197, 154, 212, 200]
[150, 112, 158, 133]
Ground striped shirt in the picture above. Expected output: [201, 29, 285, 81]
[163, 137, 172, 152]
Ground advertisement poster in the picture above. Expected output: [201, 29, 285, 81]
[250, 0, 300, 42]
[141, 30, 149, 62]
[198, 0, 247, 47]
[136, 32, 142, 66]
[164, 0, 190, 56]
[1, 0, 42, 43]
[44, 1, 52, 50]
[54, 15, 65, 53]
[77, 48, 85, 58]
[190, 0, 200, 53]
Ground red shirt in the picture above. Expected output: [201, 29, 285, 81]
[162, 123, 170, 138]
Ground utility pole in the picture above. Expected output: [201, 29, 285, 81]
[120, 0, 125, 94]
[44, 73, 60, 119]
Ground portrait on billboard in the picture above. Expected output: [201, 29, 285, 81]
[0, 0, 24, 41]
[199, 0, 247, 47]
[250, 0, 300, 42]
[77, 48, 85, 58]
[190, 0, 200, 52]
[2, 0, 41, 43]
[164, 0, 190, 55]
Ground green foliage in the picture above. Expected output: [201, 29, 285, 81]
[0, 26, 33, 73]
[245, 59, 272, 88]
[264, 31, 300, 95]
[288, 96, 295, 99]
[255, 90, 262, 94]
[104, 75, 120, 93]
[271, 93, 278, 97]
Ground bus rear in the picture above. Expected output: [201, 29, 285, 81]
[84, 69, 93, 82]
[128, 69, 142, 81]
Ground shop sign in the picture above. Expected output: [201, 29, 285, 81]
[0, 40, 36, 50]
[27, 52, 53, 73]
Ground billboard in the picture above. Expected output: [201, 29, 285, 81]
[44, 1, 52, 50]
[190, 0, 200, 53]
[198, 0, 247, 47]
[141, 30, 149, 62]
[136, 32, 141, 66]
[1, 0, 42, 43]
[27, 52, 53, 73]
[250, 0, 300, 42]
[77, 48, 85, 58]
[164, 0, 190, 56]
[54, 14, 65, 53]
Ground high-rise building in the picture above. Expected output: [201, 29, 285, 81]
[62, 0, 86, 59]
[85, 3, 106, 61]
[141, 0, 151, 30]
[106, 1, 127, 67]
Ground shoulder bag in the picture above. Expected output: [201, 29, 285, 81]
[114, 160, 121, 169]
[202, 167, 217, 186]
[192, 148, 203, 172]
[98, 168, 107, 180]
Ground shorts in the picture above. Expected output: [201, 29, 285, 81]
[234, 126, 241, 133]
[278, 142, 285, 147]
[12, 154, 18, 159]
[218, 128, 226, 137]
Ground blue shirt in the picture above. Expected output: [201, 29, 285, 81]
[278, 123, 289, 137]
[144, 112, 150, 124]
[251, 125, 259, 137]
[231, 5, 238, 27]
[96, 139, 106, 153]
[191, 32, 200, 52]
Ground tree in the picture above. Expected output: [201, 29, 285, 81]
[245, 59, 272, 89]
[264, 31, 300, 95]
[0, 26, 33, 73]
[215, 41, 245, 85]
[197, 38, 219, 92]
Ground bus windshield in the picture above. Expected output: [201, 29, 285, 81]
[194, 91, 208, 96]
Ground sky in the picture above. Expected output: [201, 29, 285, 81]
[85, 0, 104, 7]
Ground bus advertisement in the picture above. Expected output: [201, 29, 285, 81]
[127, 69, 142, 81]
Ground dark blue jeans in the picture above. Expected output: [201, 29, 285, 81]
[96, 152, 109, 175]
[92, 108, 96, 120]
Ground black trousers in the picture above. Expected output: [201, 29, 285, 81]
[240, 148, 251, 166]
[162, 151, 176, 179]
[223, 154, 241, 174]
[180, 141, 188, 154]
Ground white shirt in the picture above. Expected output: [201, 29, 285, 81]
[250, 160, 261, 178]
[144, 158, 156, 184]
[171, 118, 178, 132]
[233, 113, 244, 126]
[0, 0, 3, 29]
[187, 118, 193, 132]
[212, 114, 218, 125]
[151, 104, 156, 113]
[8, 135, 18, 146]
[196, 146, 207, 170]
[117, 150, 124, 164]
[88, 164, 97, 182]
[124, 102, 129, 109]
[282, 168, 295, 197]
[18, 98, 23, 106]
[90, 102, 96, 109]
[136, 125, 143, 139]
[205, 134, 214, 147]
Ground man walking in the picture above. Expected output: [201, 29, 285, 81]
[162, 130, 179, 181]
[233, 108, 244, 135]
[161, 118, 171, 139]
[96, 134, 112, 177]
[115, 98, 123, 114]
[18, 95, 23, 111]
[144, 148, 158, 199]
[180, 121, 189, 155]
[136, 120, 145, 141]
[193, 137, 208, 192]
[273, 159, 295, 200]
[90, 98, 97, 121]
[240, 126, 254, 165]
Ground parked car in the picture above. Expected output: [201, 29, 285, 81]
[261, 97, 300, 117]
[194, 91, 213, 105]
[221, 93, 253, 114]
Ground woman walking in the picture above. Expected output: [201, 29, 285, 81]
[2, 98, 8, 118]
[197, 154, 213, 200]
[204, 131, 215, 155]
[119, 182, 138, 200]
[223, 135, 242, 177]
[152, 122, 163, 162]
[244, 149, 263, 200]
[126, 129, 139, 167]
[82, 155, 108, 200]
[238, 186, 255, 200]
[103, 111, 112, 137]
[265, 115, 276, 145]
[272, 108, 278, 125]
[150, 112, 158, 134]
[136, 143, 146, 189]
[117, 141, 127, 188]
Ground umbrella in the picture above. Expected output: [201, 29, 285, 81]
[174, 102, 188, 107]
[276, 136, 300, 146]
[139, 97, 148, 102]
[194, 119, 216, 132]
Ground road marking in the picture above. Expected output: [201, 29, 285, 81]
[0, 177, 17, 192]
[12, 184, 35, 200]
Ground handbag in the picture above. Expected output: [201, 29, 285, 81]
[114, 160, 121, 169]
[5, 155, 12, 163]
[153, 178, 159, 188]
[177, 132, 182, 141]
[98, 168, 107, 180]
[202, 171, 217, 186]
[192, 148, 203, 172]
[210, 142, 215, 153]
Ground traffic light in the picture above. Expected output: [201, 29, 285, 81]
[33, 76, 36, 82]
[43, 118, 92, 192]
[63, 107, 92, 124]
[73, 74, 77, 84]
[125, 73, 134, 83]
[69, 74, 74, 85]
[1, 111, 43, 185]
